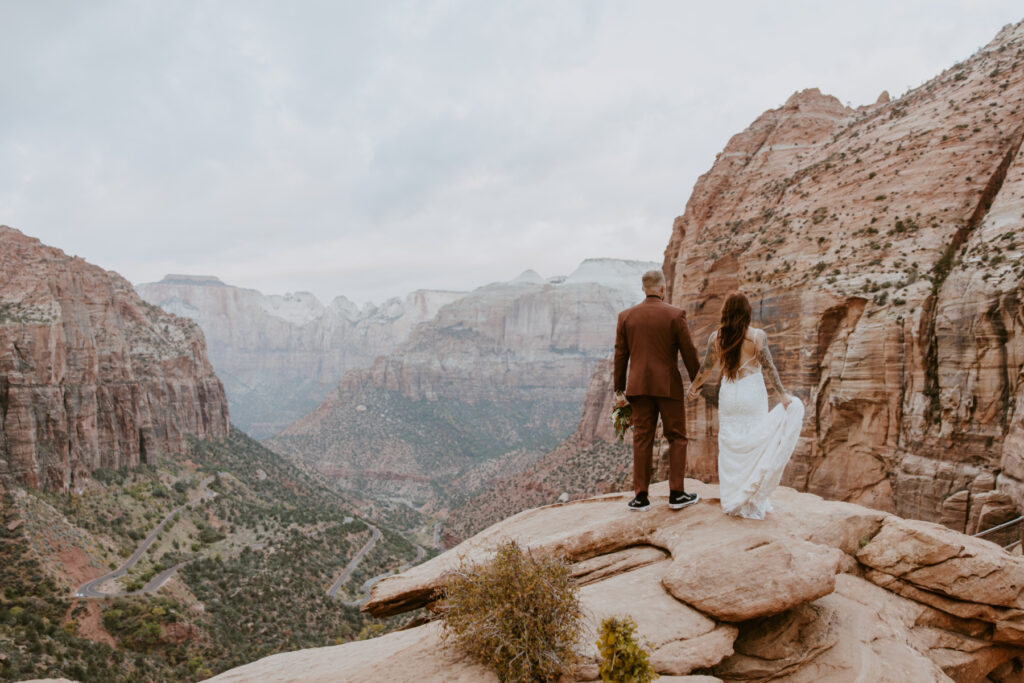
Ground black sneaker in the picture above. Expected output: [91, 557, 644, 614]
[669, 491, 700, 510]
[627, 493, 651, 512]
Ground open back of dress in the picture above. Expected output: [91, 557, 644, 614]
[713, 328, 805, 519]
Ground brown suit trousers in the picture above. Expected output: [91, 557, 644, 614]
[613, 295, 700, 494]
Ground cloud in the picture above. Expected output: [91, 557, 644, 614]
[0, 0, 1021, 303]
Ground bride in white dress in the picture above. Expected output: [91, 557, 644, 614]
[687, 293, 804, 519]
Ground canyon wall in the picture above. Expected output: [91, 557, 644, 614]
[446, 20, 1024, 541]
[267, 259, 657, 501]
[658, 21, 1024, 531]
[0, 227, 229, 491]
[136, 276, 463, 438]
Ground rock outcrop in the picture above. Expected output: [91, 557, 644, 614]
[266, 259, 658, 501]
[136, 275, 463, 438]
[0, 227, 229, 491]
[659, 21, 1024, 527]
[207, 481, 1024, 681]
[452, 21, 1024, 537]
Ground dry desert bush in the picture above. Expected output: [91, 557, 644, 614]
[440, 540, 583, 682]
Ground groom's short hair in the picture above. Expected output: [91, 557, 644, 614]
[642, 270, 665, 291]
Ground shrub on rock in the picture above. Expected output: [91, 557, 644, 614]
[597, 615, 658, 683]
[440, 539, 583, 682]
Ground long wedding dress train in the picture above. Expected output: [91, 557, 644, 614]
[717, 368, 804, 519]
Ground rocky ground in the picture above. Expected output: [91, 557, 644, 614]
[209, 479, 1024, 682]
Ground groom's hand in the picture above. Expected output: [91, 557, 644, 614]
[690, 383, 714, 401]
[614, 390, 628, 407]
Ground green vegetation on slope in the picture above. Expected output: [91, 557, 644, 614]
[3, 427, 421, 682]
[445, 439, 632, 543]
[0, 490, 186, 682]
[45, 463, 189, 559]
[270, 386, 582, 503]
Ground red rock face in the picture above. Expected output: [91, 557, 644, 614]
[656, 22, 1024, 527]
[0, 227, 229, 491]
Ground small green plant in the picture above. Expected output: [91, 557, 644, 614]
[440, 540, 583, 682]
[597, 615, 658, 683]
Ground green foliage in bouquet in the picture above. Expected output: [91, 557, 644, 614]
[611, 403, 633, 442]
[440, 540, 583, 682]
[597, 615, 658, 683]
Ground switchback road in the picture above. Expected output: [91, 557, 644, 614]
[74, 475, 215, 598]
[339, 542, 426, 608]
[326, 523, 381, 599]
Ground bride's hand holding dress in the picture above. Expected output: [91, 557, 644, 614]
[689, 328, 804, 519]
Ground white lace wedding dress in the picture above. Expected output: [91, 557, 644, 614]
[702, 329, 805, 520]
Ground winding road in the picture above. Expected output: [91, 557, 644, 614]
[74, 475, 216, 598]
[325, 518, 430, 607]
[326, 523, 381, 599]
[338, 543, 426, 608]
[75, 471, 432, 607]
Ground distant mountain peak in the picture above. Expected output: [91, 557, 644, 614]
[511, 269, 545, 284]
[158, 274, 227, 287]
[563, 258, 661, 288]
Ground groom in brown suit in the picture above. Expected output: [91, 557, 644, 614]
[614, 269, 700, 511]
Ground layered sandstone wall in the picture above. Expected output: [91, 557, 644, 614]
[267, 260, 657, 499]
[656, 21, 1024, 529]
[337, 278, 632, 402]
[424, 23, 1024, 542]
[0, 227, 229, 491]
[136, 275, 463, 438]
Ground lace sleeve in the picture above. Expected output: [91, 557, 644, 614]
[687, 331, 718, 397]
[755, 329, 787, 398]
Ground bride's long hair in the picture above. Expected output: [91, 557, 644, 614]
[717, 293, 752, 380]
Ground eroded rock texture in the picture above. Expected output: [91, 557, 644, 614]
[136, 275, 463, 438]
[0, 227, 229, 491]
[659, 22, 1024, 527]
[209, 482, 1024, 681]
[446, 22, 1024, 545]
[266, 259, 657, 500]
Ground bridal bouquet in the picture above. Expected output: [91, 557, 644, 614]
[611, 402, 632, 442]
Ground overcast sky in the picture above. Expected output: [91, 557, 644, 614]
[1, 1, 1021, 305]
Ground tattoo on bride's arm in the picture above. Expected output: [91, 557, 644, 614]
[689, 336, 718, 394]
[756, 343, 786, 397]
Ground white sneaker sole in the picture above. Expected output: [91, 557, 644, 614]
[627, 503, 651, 512]
[668, 493, 700, 510]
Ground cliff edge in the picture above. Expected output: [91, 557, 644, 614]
[0, 227, 230, 490]
[207, 481, 1024, 681]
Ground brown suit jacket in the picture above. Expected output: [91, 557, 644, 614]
[614, 295, 700, 399]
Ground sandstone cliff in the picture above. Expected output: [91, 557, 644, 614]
[658, 21, 1024, 530]
[266, 259, 657, 501]
[0, 227, 229, 491]
[136, 275, 463, 438]
[207, 481, 1024, 681]
[446, 21, 1024, 543]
